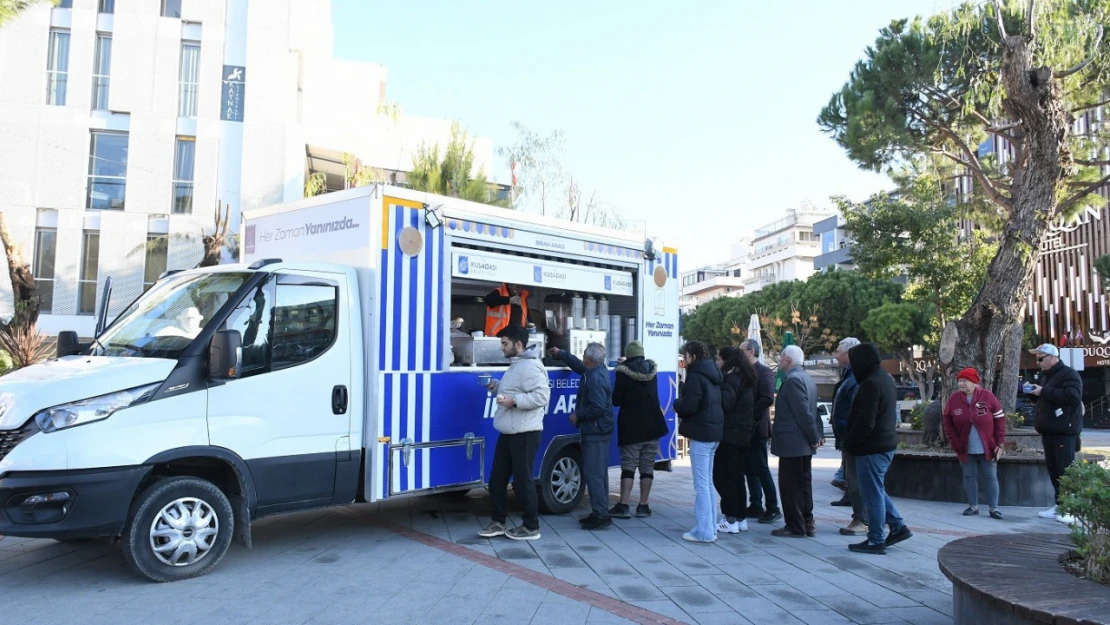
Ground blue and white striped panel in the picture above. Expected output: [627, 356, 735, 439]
[647, 250, 679, 280]
[378, 201, 446, 373]
[378, 372, 434, 496]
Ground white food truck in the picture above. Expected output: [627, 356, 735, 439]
[0, 185, 681, 582]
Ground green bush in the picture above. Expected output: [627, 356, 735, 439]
[909, 403, 927, 431]
[0, 349, 11, 376]
[1058, 461, 1110, 585]
[1005, 412, 1024, 432]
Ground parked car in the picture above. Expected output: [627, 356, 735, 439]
[817, 402, 833, 437]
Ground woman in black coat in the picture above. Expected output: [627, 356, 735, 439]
[674, 341, 724, 542]
[713, 345, 757, 533]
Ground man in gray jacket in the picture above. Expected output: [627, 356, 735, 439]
[479, 325, 551, 541]
[770, 345, 823, 538]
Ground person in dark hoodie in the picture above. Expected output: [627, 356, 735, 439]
[549, 343, 614, 530]
[844, 342, 913, 555]
[674, 341, 725, 543]
[610, 342, 670, 519]
[740, 339, 781, 524]
[714, 345, 756, 534]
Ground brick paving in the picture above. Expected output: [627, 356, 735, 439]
[0, 445, 1076, 625]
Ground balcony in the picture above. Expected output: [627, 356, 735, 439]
[753, 215, 798, 238]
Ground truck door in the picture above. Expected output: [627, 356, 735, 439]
[207, 270, 352, 514]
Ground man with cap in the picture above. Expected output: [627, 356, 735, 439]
[1027, 343, 1084, 523]
[609, 341, 670, 519]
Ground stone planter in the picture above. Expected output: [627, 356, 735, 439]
[886, 449, 1103, 507]
[896, 427, 1045, 451]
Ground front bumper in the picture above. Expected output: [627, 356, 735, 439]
[0, 466, 150, 540]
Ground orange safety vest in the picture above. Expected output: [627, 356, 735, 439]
[485, 284, 528, 336]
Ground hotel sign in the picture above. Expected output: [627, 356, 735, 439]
[1040, 206, 1104, 256]
[221, 65, 246, 122]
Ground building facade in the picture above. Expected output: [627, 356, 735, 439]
[812, 213, 856, 272]
[679, 261, 745, 314]
[744, 204, 835, 293]
[0, 0, 493, 337]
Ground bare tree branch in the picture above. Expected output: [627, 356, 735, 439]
[1059, 172, 1110, 213]
[1073, 97, 1110, 114]
[1027, 0, 1036, 39]
[992, 0, 1008, 40]
[915, 111, 1013, 211]
[992, 120, 1023, 133]
[920, 86, 1019, 143]
[1055, 25, 1105, 79]
[1074, 158, 1110, 167]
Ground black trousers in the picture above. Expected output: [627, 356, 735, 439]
[713, 442, 749, 519]
[1042, 434, 1078, 505]
[745, 438, 779, 510]
[778, 456, 814, 535]
[489, 430, 542, 530]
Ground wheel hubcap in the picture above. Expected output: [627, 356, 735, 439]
[551, 457, 581, 504]
[149, 497, 219, 567]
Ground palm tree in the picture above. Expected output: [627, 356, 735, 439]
[409, 122, 505, 206]
[128, 200, 236, 268]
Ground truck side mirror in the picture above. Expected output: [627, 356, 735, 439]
[56, 331, 81, 358]
[209, 330, 243, 380]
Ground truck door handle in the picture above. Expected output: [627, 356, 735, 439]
[332, 385, 348, 415]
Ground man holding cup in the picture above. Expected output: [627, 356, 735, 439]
[478, 324, 551, 541]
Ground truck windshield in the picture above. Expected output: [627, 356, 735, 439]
[91, 272, 253, 359]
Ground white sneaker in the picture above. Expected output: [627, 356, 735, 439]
[1038, 506, 1058, 519]
[718, 520, 741, 534]
[1056, 514, 1077, 525]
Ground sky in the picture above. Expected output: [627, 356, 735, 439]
[331, 0, 962, 269]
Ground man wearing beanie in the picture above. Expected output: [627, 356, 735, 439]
[610, 342, 670, 518]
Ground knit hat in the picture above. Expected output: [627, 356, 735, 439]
[624, 341, 645, 359]
[957, 368, 981, 385]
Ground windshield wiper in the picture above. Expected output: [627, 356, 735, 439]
[107, 342, 147, 357]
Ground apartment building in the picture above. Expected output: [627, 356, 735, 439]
[744, 204, 835, 293]
[0, 0, 493, 336]
[679, 260, 745, 314]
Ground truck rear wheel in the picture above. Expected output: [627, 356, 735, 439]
[538, 446, 583, 515]
[121, 477, 234, 583]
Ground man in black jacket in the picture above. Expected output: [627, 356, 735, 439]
[610, 342, 669, 519]
[550, 343, 614, 530]
[844, 343, 912, 555]
[1029, 343, 1084, 521]
[740, 339, 782, 524]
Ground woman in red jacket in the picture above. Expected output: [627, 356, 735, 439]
[942, 368, 1007, 519]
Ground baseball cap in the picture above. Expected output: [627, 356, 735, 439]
[1029, 343, 1060, 358]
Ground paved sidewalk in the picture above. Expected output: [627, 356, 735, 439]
[0, 447, 1071, 625]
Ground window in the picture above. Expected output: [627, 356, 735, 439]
[172, 137, 195, 213]
[92, 34, 111, 111]
[161, 0, 183, 18]
[225, 278, 275, 375]
[46, 29, 70, 106]
[143, 235, 168, 292]
[57, 0, 73, 8]
[32, 228, 57, 314]
[272, 282, 338, 369]
[87, 131, 128, 209]
[178, 43, 200, 117]
[98, 0, 114, 14]
[79, 231, 100, 315]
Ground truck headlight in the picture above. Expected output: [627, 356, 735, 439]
[34, 384, 160, 433]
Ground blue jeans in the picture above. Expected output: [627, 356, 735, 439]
[961, 454, 999, 510]
[834, 460, 845, 482]
[856, 451, 906, 546]
[689, 440, 719, 541]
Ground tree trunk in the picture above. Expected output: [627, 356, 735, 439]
[998, 313, 1025, 414]
[0, 212, 40, 331]
[939, 34, 1071, 393]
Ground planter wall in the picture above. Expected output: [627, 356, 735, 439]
[886, 451, 1056, 507]
[896, 427, 1044, 451]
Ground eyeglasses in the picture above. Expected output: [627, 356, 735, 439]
[1036, 356, 1046, 362]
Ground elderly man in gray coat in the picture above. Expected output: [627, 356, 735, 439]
[770, 345, 823, 538]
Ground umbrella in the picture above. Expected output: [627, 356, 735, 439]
[775, 330, 795, 392]
[746, 314, 764, 366]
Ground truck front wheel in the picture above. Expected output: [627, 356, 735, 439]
[538, 446, 584, 515]
[121, 477, 234, 583]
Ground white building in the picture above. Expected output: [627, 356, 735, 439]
[0, 0, 493, 337]
[743, 204, 835, 293]
[679, 258, 746, 314]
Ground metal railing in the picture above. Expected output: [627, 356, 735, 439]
[1084, 393, 1110, 428]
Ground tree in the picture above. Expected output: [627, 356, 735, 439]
[0, 0, 53, 27]
[795, 269, 904, 342]
[862, 301, 938, 401]
[819, 0, 1110, 393]
[410, 122, 504, 206]
[0, 212, 39, 332]
[499, 121, 625, 228]
[759, 305, 838, 365]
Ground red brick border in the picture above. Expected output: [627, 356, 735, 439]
[366, 517, 688, 625]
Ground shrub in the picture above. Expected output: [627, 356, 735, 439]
[909, 403, 927, 431]
[0, 323, 51, 370]
[1058, 461, 1110, 585]
[1005, 412, 1025, 433]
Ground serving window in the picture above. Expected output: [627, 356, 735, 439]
[446, 243, 640, 368]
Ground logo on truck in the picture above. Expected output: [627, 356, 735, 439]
[534, 265, 543, 283]
[458, 256, 469, 274]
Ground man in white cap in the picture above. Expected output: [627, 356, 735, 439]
[1027, 343, 1084, 524]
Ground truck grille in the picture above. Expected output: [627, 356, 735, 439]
[0, 419, 38, 463]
